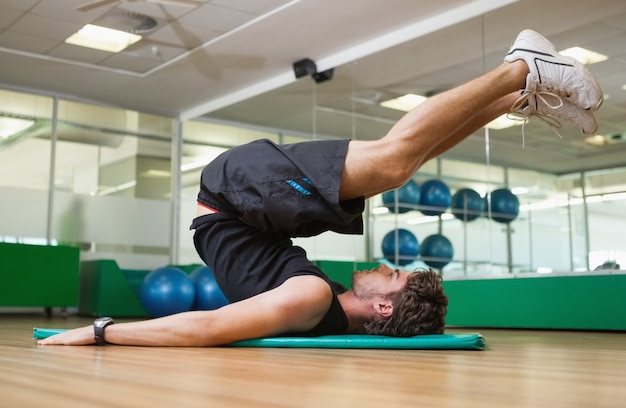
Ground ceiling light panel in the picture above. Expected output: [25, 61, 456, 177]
[0, 117, 35, 139]
[65, 24, 142, 53]
[379, 94, 427, 112]
[559, 47, 608, 65]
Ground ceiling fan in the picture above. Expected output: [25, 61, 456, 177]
[76, 0, 207, 12]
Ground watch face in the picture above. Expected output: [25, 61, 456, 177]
[95, 317, 113, 326]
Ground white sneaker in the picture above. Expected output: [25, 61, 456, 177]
[505, 29, 603, 111]
[510, 74, 598, 136]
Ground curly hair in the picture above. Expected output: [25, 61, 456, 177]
[363, 268, 448, 336]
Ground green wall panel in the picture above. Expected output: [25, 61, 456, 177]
[78, 260, 202, 317]
[444, 274, 626, 331]
[78, 260, 150, 317]
[0, 243, 79, 308]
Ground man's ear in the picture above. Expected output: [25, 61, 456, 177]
[373, 299, 394, 318]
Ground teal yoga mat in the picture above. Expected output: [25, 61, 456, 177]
[231, 333, 485, 349]
[33, 328, 485, 350]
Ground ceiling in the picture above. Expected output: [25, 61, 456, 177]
[1, 0, 626, 175]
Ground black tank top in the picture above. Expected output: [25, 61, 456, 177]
[191, 213, 349, 336]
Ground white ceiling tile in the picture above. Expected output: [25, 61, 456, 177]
[101, 52, 165, 72]
[147, 22, 221, 48]
[121, 39, 188, 61]
[178, 4, 254, 33]
[31, 0, 98, 25]
[0, 0, 41, 12]
[0, 7, 22, 30]
[210, 0, 293, 16]
[9, 13, 80, 42]
[48, 43, 111, 65]
[0, 31, 58, 54]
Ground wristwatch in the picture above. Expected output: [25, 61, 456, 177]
[94, 317, 115, 345]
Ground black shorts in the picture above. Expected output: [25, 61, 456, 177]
[189, 138, 359, 328]
[192, 138, 364, 237]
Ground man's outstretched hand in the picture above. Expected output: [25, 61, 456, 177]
[38, 325, 95, 346]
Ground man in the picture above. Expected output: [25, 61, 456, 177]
[39, 30, 602, 347]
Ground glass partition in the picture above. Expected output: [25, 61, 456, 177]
[0, 88, 176, 270]
[52, 101, 175, 269]
[584, 167, 626, 271]
[368, 158, 626, 276]
[0, 89, 53, 244]
[2, 83, 625, 275]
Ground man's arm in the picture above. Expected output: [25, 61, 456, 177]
[38, 275, 333, 347]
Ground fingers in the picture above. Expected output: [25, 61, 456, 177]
[37, 326, 95, 346]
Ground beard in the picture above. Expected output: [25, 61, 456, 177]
[351, 272, 379, 300]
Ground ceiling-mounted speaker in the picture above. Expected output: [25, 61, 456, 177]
[292, 58, 334, 83]
[312, 68, 334, 84]
[292, 58, 317, 78]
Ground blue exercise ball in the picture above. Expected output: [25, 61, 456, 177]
[488, 188, 520, 224]
[382, 179, 420, 213]
[140, 266, 195, 318]
[420, 234, 454, 269]
[419, 179, 451, 216]
[451, 188, 483, 222]
[381, 228, 419, 266]
[190, 266, 229, 310]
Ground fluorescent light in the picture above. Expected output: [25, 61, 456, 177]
[406, 213, 454, 225]
[181, 159, 210, 172]
[559, 47, 608, 65]
[141, 169, 171, 178]
[0, 117, 35, 139]
[65, 24, 142, 53]
[380, 94, 427, 112]
[99, 180, 137, 196]
[568, 197, 584, 206]
[585, 195, 603, 204]
[511, 187, 529, 195]
[585, 134, 607, 146]
[520, 193, 626, 213]
[601, 192, 626, 202]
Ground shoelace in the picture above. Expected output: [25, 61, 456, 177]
[508, 84, 565, 147]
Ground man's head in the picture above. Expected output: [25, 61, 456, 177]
[352, 265, 448, 336]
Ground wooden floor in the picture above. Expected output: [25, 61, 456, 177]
[1, 314, 625, 408]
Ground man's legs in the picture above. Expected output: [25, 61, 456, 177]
[338, 29, 603, 201]
[416, 92, 521, 166]
[339, 61, 528, 201]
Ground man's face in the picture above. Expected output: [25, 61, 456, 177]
[351, 264, 410, 300]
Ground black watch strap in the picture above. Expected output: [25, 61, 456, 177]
[94, 317, 115, 346]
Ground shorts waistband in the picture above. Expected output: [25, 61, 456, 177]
[197, 190, 232, 213]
